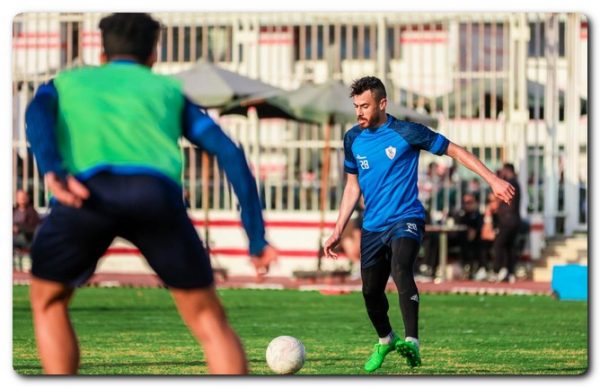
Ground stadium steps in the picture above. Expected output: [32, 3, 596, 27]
[532, 233, 588, 282]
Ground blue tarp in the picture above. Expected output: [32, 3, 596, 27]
[551, 265, 588, 301]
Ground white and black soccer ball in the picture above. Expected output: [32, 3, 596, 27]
[265, 335, 305, 374]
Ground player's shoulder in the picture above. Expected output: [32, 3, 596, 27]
[55, 65, 115, 87]
[388, 116, 434, 141]
[55, 65, 94, 80]
[388, 116, 427, 134]
[345, 124, 362, 136]
[34, 79, 58, 95]
[343, 125, 363, 142]
[157, 73, 185, 97]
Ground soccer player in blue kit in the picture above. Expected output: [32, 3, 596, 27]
[25, 13, 276, 374]
[323, 76, 515, 372]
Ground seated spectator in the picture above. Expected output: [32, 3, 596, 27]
[455, 193, 483, 279]
[13, 190, 41, 270]
[466, 177, 486, 205]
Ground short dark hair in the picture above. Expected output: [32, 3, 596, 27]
[503, 163, 516, 174]
[99, 13, 161, 63]
[350, 76, 387, 101]
[463, 193, 477, 203]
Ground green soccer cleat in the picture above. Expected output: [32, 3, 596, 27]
[363, 336, 402, 373]
[396, 340, 422, 367]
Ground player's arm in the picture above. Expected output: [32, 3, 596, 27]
[403, 122, 515, 205]
[25, 81, 89, 208]
[323, 173, 361, 259]
[445, 142, 515, 205]
[182, 98, 275, 268]
[323, 128, 362, 259]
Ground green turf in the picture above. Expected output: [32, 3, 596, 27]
[12, 285, 588, 375]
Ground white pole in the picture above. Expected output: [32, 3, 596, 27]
[376, 14, 387, 84]
[564, 14, 581, 235]
[515, 14, 529, 219]
[543, 14, 559, 238]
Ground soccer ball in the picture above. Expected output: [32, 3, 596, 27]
[265, 336, 305, 374]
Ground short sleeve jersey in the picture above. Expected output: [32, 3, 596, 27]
[344, 114, 449, 232]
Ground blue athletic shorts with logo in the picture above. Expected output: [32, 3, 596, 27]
[30, 173, 213, 289]
[360, 218, 425, 269]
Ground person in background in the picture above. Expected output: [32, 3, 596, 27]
[492, 163, 521, 283]
[466, 177, 482, 201]
[418, 209, 439, 279]
[417, 161, 438, 211]
[477, 192, 499, 281]
[13, 189, 41, 270]
[13, 189, 41, 248]
[455, 193, 483, 279]
[338, 199, 364, 280]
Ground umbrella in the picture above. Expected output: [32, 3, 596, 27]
[221, 79, 439, 127]
[173, 60, 281, 108]
[221, 79, 354, 123]
[221, 80, 439, 270]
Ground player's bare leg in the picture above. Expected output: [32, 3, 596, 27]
[171, 286, 248, 374]
[30, 277, 79, 374]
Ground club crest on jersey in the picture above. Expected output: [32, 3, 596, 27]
[385, 146, 396, 160]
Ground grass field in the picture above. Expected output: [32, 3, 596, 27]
[12, 285, 588, 375]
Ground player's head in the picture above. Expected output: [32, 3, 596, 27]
[15, 189, 30, 208]
[462, 193, 477, 210]
[350, 76, 388, 128]
[502, 162, 516, 178]
[99, 13, 161, 67]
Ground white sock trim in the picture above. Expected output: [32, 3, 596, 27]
[379, 331, 396, 344]
[405, 336, 419, 348]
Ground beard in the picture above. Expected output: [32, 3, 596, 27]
[358, 113, 382, 128]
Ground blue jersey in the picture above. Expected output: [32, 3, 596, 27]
[344, 114, 449, 232]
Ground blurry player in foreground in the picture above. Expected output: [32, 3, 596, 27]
[25, 13, 276, 374]
[323, 76, 514, 372]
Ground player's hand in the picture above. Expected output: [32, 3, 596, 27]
[45, 172, 90, 208]
[490, 176, 515, 205]
[323, 232, 341, 260]
[251, 245, 278, 278]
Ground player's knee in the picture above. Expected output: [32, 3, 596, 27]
[361, 285, 384, 304]
[191, 305, 232, 343]
[391, 268, 409, 281]
[171, 287, 228, 321]
[30, 283, 72, 313]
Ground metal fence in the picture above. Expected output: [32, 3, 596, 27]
[12, 12, 588, 236]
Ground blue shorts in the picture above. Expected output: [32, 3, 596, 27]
[30, 173, 213, 289]
[360, 218, 425, 269]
